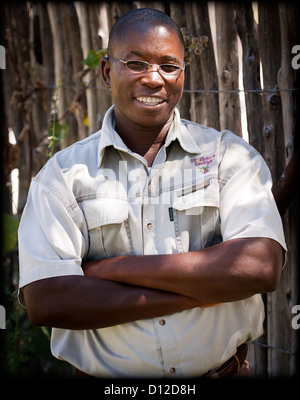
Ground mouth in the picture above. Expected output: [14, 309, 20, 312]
[135, 96, 165, 107]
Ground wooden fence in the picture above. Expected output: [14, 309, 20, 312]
[2, 1, 299, 377]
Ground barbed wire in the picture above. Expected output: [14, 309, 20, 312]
[5, 83, 299, 95]
[183, 87, 299, 94]
[252, 340, 297, 357]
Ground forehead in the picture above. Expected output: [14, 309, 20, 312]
[114, 22, 184, 59]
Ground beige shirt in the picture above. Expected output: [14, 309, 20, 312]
[18, 106, 286, 378]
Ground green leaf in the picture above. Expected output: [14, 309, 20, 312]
[82, 48, 107, 70]
[2, 213, 20, 256]
[48, 121, 69, 141]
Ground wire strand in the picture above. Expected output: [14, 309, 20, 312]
[183, 87, 298, 94]
[5, 83, 299, 95]
[252, 340, 297, 357]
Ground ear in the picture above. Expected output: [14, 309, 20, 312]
[101, 57, 111, 88]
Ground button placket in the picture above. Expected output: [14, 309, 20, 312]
[146, 222, 153, 230]
[153, 316, 182, 377]
[142, 202, 157, 255]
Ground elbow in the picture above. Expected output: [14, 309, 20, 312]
[258, 252, 283, 294]
[262, 266, 281, 293]
[24, 297, 48, 327]
[23, 283, 55, 327]
[25, 300, 62, 328]
[26, 307, 44, 327]
[253, 239, 284, 294]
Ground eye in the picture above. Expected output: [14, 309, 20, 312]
[159, 64, 181, 74]
[126, 61, 148, 71]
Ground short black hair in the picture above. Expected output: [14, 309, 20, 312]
[108, 8, 184, 55]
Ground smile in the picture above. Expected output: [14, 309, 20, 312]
[136, 97, 164, 106]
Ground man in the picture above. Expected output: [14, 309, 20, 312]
[18, 8, 286, 378]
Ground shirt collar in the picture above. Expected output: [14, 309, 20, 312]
[97, 106, 128, 168]
[165, 108, 201, 154]
[97, 106, 201, 168]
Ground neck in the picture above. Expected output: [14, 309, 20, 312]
[115, 113, 174, 166]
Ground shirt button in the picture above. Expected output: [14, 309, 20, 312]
[146, 222, 153, 230]
[170, 367, 176, 374]
[159, 319, 165, 326]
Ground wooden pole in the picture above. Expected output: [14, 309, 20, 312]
[188, 2, 219, 129]
[215, 2, 241, 135]
[258, 3, 291, 376]
[235, 3, 263, 153]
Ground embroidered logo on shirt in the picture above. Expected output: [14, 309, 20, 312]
[191, 154, 215, 173]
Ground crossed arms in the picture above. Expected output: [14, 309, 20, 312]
[23, 237, 283, 330]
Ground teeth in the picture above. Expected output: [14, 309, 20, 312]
[136, 97, 164, 106]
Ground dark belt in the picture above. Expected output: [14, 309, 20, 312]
[203, 343, 248, 378]
[75, 343, 248, 379]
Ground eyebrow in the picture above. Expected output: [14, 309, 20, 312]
[125, 50, 181, 64]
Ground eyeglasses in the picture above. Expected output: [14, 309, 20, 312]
[105, 56, 185, 77]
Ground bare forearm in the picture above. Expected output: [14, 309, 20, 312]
[83, 238, 283, 303]
[23, 275, 202, 330]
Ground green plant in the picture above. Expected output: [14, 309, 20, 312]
[180, 27, 208, 65]
[82, 48, 107, 70]
[2, 281, 72, 377]
[47, 80, 69, 158]
[2, 213, 19, 257]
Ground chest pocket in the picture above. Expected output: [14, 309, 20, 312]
[172, 179, 221, 252]
[80, 198, 133, 260]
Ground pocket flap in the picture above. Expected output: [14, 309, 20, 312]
[81, 198, 129, 230]
[173, 179, 219, 211]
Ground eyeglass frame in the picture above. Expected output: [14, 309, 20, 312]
[104, 56, 185, 77]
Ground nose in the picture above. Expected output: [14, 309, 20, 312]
[140, 65, 165, 88]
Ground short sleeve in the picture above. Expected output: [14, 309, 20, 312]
[219, 132, 286, 251]
[18, 179, 87, 293]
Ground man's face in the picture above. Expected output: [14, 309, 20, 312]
[102, 22, 185, 131]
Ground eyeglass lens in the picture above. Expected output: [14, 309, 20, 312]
[126, 60, 182, 75]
